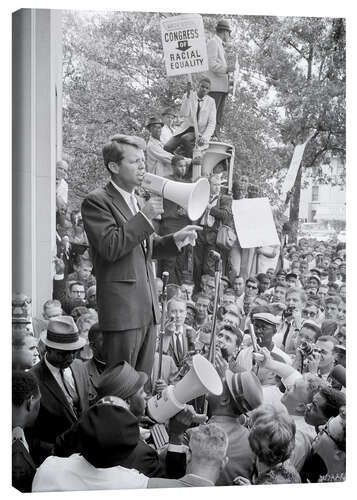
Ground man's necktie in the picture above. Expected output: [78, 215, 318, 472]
[175, 332, 184, 364]
[197, 99, 203, 120]
[60, 369, 79, 407]
[130, 194, 139, 214]
[282, 322, 291, 348]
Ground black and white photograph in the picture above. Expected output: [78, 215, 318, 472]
[9, 0, 350, 496]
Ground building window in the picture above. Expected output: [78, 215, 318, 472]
[312, 185, 319, 202]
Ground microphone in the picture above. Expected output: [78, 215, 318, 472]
[162, 271, 169, 288]
[209, 250, 221, 261]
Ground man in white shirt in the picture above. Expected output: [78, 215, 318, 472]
[164, 78, 216, 157]
[146, 115, 175, 178]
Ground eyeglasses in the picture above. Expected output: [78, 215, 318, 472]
[302, 310, 317, 318]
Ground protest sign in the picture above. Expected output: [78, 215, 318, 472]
[281, 132, 314, 194]
[232, 198, 280, 248]
[160, 14, 208, 77]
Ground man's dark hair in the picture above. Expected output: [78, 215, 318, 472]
[69, 281, 85, 292]
[12, 371, 39, 407]
[325, 295, 342, 307]
[301, 321, 321, 340]
[171, 154, 186, 167]
[256, 273, 269, 283]
[219, 324, 243, 347]
[246, 277, 258, 287]
[318, 335, 338, 346]
[318, 385, 346, 420]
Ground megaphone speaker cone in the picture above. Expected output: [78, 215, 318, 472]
[187, 178, 210, 221]
[174, 354, 223, 404]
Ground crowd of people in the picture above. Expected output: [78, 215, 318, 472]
[12, 18, 346, 494]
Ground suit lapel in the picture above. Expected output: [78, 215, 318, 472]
[40, 362, 77, 420]
[105, 182, 133, 222]
[71, 362, 86, 412]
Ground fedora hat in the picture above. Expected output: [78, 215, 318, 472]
[96, 361, 148, 400]
[216, 19, 231, 33]
[40, 316, 85, 351]
[146, 115, 164, 128]
[225, 370, 263, 414]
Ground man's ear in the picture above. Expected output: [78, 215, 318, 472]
[186, 448, 192, 466]
[107, 162, 120, 176]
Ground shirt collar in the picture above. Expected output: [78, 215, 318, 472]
[44, 354, 60, 375]
[110, 179, 135, 206]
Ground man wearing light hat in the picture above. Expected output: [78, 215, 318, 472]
[28, 316, 91, 465]
[146, 115, 175, 177]
[237, 312, 292, 381]
[205, 19, 236, 138]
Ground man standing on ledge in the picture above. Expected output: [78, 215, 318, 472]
[81, 135, 201, 377]
[206, 19, 235, 139]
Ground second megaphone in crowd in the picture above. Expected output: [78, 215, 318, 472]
[147, 354, 223, 423]
[141, 172, 210, 221]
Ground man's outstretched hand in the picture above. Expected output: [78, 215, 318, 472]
[173, 225, 203, 249]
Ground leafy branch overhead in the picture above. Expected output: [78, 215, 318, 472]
[62, 10, 345, 221]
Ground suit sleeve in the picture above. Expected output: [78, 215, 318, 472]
[207, 38, 227, 74]
[81, 195, 154, 263]
[152, 234, 179, 260]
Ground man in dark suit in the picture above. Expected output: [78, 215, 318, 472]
[12, 371, 41, 492]
[81, 134, 201, 376]
[28, 316, 91, 465]
[162, 297, 197, 369]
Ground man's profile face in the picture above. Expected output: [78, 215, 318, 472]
[129, 386, 147, 418]
[304, 392, 328, 426]
[217, 329, 237, 359]
[316, 340, 335, 369]
[163, 113, 175, 127]
[70, 284, 86, 301]
[113, 144, 146, 190]
[281, 377, 311, 413]
[197, 80, 211, 98]
[233, 277, 245, 296]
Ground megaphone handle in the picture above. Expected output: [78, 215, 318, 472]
[187, 74, 199, 140]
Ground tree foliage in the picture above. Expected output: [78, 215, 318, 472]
[62, 10, 345, 234]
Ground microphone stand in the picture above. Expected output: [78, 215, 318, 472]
[203, 254, 222, 415]
[157, 272, 169, 382]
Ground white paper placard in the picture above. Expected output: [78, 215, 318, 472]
[281, 132, 314, 194]
[232, 198, 280, 248]
[160, 14, 208, 77]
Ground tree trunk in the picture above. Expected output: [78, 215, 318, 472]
[289, 164, 303, 243]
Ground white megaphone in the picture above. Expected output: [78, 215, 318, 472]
[147, 354, 223, 423]
[141, 172, 210, 221]
[202, 142, 232, 177]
